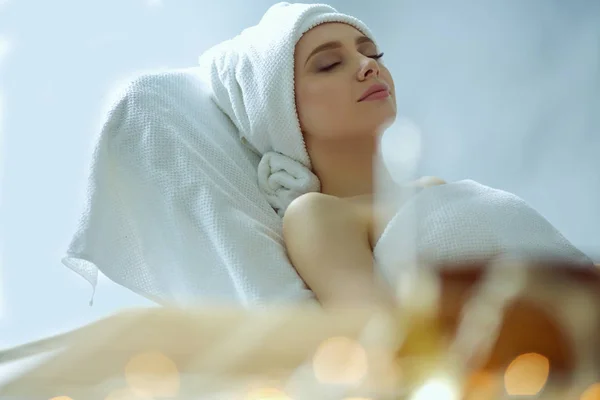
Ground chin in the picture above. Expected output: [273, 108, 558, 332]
[354, 118, 395, 138]
[343, 109, 397, 137]
[372, 110, 397, 133]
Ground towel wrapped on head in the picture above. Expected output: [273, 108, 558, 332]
[199, 2, 376, 215]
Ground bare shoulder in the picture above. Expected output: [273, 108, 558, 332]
[282, 192, 371, 247]
[283, 192, 362, 228]
[285, 192, 351, 216]
[283, 175, 447, 242]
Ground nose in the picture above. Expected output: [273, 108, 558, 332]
[357, 56, 380, 81]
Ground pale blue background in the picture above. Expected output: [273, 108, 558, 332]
[0, 0, 598, 349]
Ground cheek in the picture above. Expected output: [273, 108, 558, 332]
[297, 80, 348, 131]
[305, 80, 343, 110]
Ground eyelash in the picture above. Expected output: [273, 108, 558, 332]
[319, 52, 385, 72]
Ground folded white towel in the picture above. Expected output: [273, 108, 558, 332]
[258, 152, 320, 217]
[199, 2, 375, 215]
[374, 180, 592, 283]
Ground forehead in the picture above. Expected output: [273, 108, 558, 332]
[295, 22, 368, 55]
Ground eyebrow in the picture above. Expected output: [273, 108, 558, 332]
[304, 35, 375, 66]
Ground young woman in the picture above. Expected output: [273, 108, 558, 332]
[277, 21, 445, 308]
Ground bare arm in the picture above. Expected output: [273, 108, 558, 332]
[282, 193, 394, 308]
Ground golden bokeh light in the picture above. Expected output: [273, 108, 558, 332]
[581, 383, 600, 400]
[124, 351, 180, 397]
[312, 336, 368, 385]
[504, 353, 550, 396]
[246, 387, 291, 400]
[410, 377, 459, 400]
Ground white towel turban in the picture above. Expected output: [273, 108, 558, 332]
[198, 2, 377, 215]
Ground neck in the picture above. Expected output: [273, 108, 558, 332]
[306, 136, 379, 198]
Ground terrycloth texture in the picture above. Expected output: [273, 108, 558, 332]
[63, 68, 313, 306]
[258, 152, 321, 217]
[198, 2, 376, 215]
[374, 180, 592, 283]
[63, 2, 376, 306]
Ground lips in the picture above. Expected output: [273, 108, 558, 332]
[358, 83, 390, 102]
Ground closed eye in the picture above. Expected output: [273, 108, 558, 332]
[370, 52, 384, 60]
[319, 62, 341, 72]
[319, 52, 385, 72]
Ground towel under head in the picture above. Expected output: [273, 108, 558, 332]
[199, 2, 377, 215]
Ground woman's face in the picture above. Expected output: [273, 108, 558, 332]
[294, 22, 397, 141]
